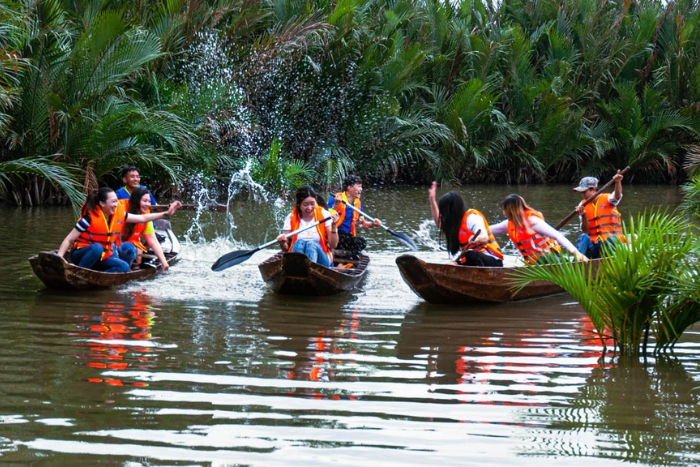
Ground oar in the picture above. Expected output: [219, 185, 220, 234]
[211, 216, 332, 271]
[554, 166, 630, 230]
[342, 200, 418, 251]
[454, 229, 481, 264]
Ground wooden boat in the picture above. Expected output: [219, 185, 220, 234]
[258, 251, 370, 295]
[396, 254, 599, 304]
[29, 250, 179, 290]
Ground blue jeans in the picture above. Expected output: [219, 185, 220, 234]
[291, 239, 331, 267]
[577, 234, 620, 259]
[71, 243, 137, 272]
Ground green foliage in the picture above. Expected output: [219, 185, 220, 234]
[512, 210, 700, 356]
[249, 138, 314, 196]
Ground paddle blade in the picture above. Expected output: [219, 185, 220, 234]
[211, 249, 256, 271]
[387, 228, 418, 251]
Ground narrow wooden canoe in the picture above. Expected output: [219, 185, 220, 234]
[396, 254, 598, 304]
[258, 252, 370, 295]
[29, 250, 179, 290]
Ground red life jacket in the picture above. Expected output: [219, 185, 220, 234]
[73, 203, 127, 260]
[457, 209, 503, 260]
[580, 193, 625, 243]
[507, 209, 561, 265]
[288, 206, 331, 256]
[331, 192, 361, 236]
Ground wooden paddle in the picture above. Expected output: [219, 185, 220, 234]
[211, 216, 332, 271]
[554, 166, 630, 230]
[454, 229, 481, 264]
[341, 200, 418, 251]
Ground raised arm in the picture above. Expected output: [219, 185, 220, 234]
[128, 201, 182, 224]
[428, 181, 440, 227]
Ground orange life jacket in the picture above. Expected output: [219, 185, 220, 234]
[331, 192, 361, 236]
[457, 209, 504, 261]
[288, 206, 331, 256]
[118, 199, 150, 252]
[73, 203, 127, 260]
[507, 209, 561, 265]
[126, 222, 149, 252]
[580, 193, 625, 243]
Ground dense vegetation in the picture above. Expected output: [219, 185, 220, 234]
[1, 0, 700, 209]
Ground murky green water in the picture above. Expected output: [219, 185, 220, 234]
[1, 184, 699, 466]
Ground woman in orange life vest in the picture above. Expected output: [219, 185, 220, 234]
[121, 187, 171, 271]
[57, 187, 181, 272]
[428, 181, 504, 267]
[276, 185, 340, 267]
[573, 171, 625, 259]
[489, 194, 588, 265]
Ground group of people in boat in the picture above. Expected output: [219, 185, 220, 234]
[430, 170, 626, 267]
[56, 162, 625, 273]
[275, 176, 382, 267]
[57, 165, 182, 273]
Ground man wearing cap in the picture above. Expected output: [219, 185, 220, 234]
[573, 170, 625, 259]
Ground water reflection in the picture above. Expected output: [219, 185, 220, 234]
[256, 297, 361, 399]
[78, 291, 158, 388]
[524, 356, 700, 466]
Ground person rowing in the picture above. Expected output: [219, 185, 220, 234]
[428, 182, 504, 267]
[57, 187, 181, 272]
[276, 185, 340, 267]
[573, 171, 626, 259]
[121, 187, 172, 271]
[490, 194, 588, 265]
[328, 175, 381, 259]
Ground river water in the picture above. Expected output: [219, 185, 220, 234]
[1, 184, 698, 466]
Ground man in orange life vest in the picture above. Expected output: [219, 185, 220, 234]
[573, 170, 625, 259]
[327, 175, 381, 259]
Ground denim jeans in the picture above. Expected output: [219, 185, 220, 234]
[72, 243, 138, 272]
[577, 234, 620, 259]
[291, 239, 331, 267]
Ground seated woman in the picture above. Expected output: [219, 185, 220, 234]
[57, 187, 181, 273]
[428, 182, 504, 267]
[121, 187, 172, 271]
[490, 194, 588, 265]
[276, 185, 339, 267]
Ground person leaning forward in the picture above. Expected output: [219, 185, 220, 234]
[57, 187, 181, 272]
[116, 164, 157, 205]
[490, 194, 588, 265]
[428, 182, 504, 267]
[327, 175, 381, 259]
[573, 170, 625, 259]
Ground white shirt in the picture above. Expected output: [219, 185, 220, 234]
[490, 216, 578, 255]
[282, 209, 333, 243]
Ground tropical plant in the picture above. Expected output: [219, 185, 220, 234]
[512, 210, 700, 357]
[249, 138, 313, 197]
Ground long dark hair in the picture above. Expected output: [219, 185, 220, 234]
[122, 187, 150, 240]
[438, 191, 467, 255]
[294, 185, 317, 217]
[81, 187, 114, 216]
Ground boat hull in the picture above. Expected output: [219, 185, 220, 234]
[258, 252, 369, 296]
[29, 250, 179, 290]
[396, 254, 587, 304]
